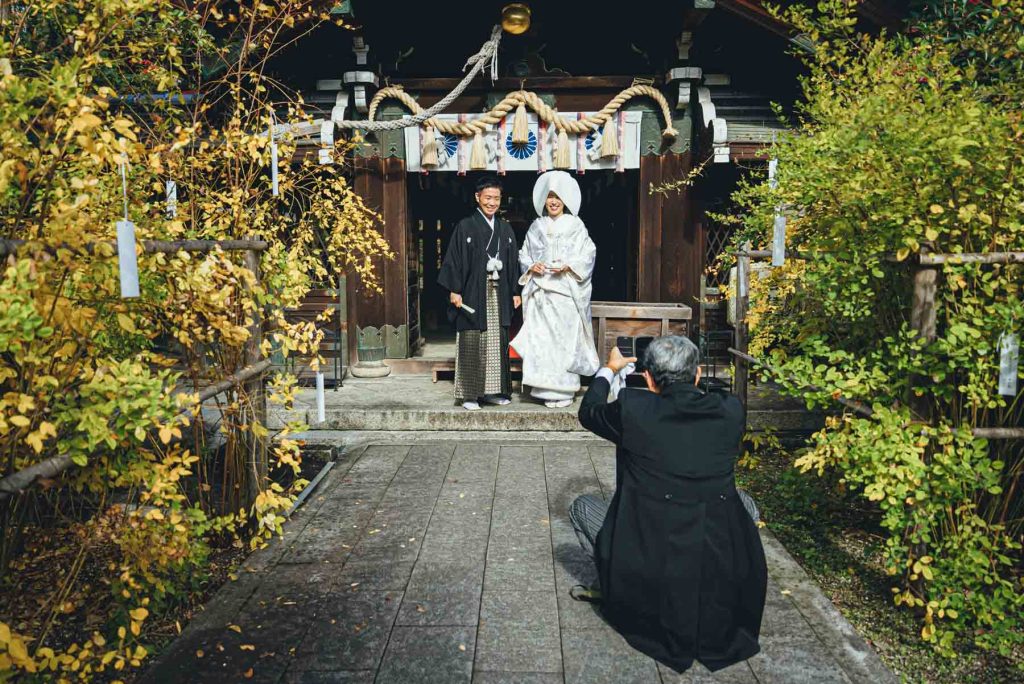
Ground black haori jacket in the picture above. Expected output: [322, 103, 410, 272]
[578, 376, 767, 673]
[437, 211, 520, 332]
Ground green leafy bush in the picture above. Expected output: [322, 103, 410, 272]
[725, 0, 1024, 663]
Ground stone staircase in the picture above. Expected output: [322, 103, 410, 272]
[280, 374, 821, 434]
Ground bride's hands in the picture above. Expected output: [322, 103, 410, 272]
[529, 262, 546, 275]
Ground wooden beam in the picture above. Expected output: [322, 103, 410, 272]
[919, 252, 1024, 266]
[0, 238, 269, 257]
[391, 76, 659, 93]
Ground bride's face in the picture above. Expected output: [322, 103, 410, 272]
[545, 192, 565, 217]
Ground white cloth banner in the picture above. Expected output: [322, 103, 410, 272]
[405, 112, 643, 172]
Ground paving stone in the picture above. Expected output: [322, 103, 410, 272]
[484, 555, 554, 592]
[321, 483, 388, 503]
[140, 626, 289, 684]
[487, 512, 551, 539]
[282, 671, 376, 684]
[344, 445, 410, 483]
[184, 573, 261, 629]
[747, 634, 853, 684]
[280, 528, 361, 565]
[337, 560, 415, 591]
[484, 538, 554, 592]
[659, 661, 759, 683]
[472, 672, 563, 684]
[476, 591, 561, 673]
[294, 591, 401, 671]
[434, 488, 495, 513]
[553, 561, 605, 630]
[447, 444, 500, 482]
[417, 534, 490, 564]
[390, 444, 454, 483]
[761, 581, 812, 638]
[561, 628, 660, 683]
[397, 562, 484, 626]
[376, 626, 475, 683]
[271, 560, 346, 592]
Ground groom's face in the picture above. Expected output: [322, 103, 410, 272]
[475, 187, 501, 218]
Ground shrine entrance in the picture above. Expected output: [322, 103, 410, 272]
[407, 170, 638, 359]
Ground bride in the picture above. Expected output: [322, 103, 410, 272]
[510, 171, 600, 408]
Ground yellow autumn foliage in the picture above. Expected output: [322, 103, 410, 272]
[0, 0, 391, 679]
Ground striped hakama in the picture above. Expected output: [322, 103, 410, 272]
[454, 279, 511, 402]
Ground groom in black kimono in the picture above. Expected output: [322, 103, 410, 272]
[438, 176, 521, 410]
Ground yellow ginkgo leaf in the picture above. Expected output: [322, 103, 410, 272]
[116, 314, 137, 334]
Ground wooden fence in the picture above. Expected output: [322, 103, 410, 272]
[730, 245, 1024, 440]
[0, 238, 271, 506]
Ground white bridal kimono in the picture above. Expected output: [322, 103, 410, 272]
[510, 212, 601, 401]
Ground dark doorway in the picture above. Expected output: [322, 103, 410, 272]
[407, 171, 636, 357]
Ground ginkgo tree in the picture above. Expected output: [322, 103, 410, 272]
[0, 0, 391, 678]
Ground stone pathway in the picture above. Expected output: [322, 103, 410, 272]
[142, 440, 895, 684]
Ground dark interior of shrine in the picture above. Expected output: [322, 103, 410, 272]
[408, 171, 637, 341]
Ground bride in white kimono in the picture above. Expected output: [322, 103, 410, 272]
[510, 171, 600, 408]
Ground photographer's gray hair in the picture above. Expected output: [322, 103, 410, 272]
[644, 335, 699, 388]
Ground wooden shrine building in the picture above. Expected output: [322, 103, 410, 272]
[273, 0, 903, 377]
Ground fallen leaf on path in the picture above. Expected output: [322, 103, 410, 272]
[195, 650, 205, 658]
[780, 589, 792, 596]
[244, 668, 254, 678]
[240, 644, 255, 651]
[228, 624, 242, 633]
[458, 644, 466, 652]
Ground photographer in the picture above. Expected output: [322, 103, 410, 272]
[572, 335, 767, 674]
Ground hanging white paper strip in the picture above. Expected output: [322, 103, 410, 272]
[738, 252, 748, 298]
[999, 332, 1019, 396]
[116, 219, 140, 298]
[269, 124, 279, 196]
[772, 213, 787, 267]
[768, 158, 779, 189]
[166, 180, 177, 218]
[116, 155, 139, 298]
[315, 372, 326, 423]
[318, 148, 333, 165]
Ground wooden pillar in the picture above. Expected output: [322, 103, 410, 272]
[351, 156, 410, 358]
[637, 152, 700, 308]
[637, 156, 664, 301]
[909, 250, 938, 422]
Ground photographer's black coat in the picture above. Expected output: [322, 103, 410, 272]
[578, 376, 767, 673]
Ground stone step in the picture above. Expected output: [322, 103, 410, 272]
[308, 407, 821, 433]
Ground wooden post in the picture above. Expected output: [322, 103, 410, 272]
[909, 250, 938, 422]
[734, 242, 751, 409]
[242, 244, 267, 510]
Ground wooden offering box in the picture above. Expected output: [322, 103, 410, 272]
[591, 301, 692, 361]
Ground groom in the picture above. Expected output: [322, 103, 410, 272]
[438, 176, 521, 410]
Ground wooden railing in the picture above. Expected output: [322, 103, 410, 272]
[0, 238, 272, 505]
[730, 245, 1024, 440]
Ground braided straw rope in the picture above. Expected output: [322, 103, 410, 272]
[367, 86, 678, 140]
[330, 25, 503, 132]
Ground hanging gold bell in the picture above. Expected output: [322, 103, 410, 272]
[501, 4, 531, 35]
